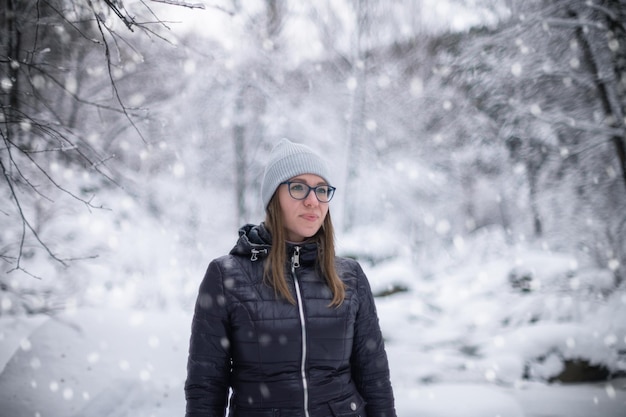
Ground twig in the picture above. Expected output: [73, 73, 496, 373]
[0, 157, 68, 268]
[91, 10, 148, 144]
[149, 0, 205, 9]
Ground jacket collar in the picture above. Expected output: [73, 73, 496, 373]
[230, 223, 318, 265]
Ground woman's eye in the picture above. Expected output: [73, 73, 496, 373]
[290, 184, 305, 192]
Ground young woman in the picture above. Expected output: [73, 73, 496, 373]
[185, 138, 396, 417]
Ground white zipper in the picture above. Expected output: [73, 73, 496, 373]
[291, 246, 309, 417]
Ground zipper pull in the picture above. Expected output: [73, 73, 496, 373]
[250, 248, 267, 261]
[291, 246, 301, 269]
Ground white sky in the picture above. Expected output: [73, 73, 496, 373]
[150, 0, 509, 64]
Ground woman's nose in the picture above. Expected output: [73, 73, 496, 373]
[303, 189, 319, 206]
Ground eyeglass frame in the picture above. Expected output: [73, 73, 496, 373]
[280, 181, 337, 203]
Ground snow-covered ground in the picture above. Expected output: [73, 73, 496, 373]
[0, 309, 188, 417]
[1, 223, 625, 416]
[0, 304, 624, 417]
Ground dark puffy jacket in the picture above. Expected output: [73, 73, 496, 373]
[185, 224, 396, 417]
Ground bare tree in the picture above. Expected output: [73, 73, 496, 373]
[570, 0, 626, 189]
[342, 0, 371, 232]
[0, 0, 202, 287]
[446, 0, 626, 285]
[230, 0, 286, 225]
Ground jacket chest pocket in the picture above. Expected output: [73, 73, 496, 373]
[328, 394, 366, 417]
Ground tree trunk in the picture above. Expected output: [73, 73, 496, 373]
[573, 1, 626, 286]
[343, 0, 370, 232]
[574, 4, 626, 190]
[234, 90, 247, 226]
[2, 0, 22, 137]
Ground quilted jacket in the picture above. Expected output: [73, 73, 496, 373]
[185, 223, 396, 417]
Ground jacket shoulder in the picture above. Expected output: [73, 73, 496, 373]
[210, 253, 242, 268]
[208, 253, 263, 286]
[335, 256, 361, 269]
[335, 256, 366, 283]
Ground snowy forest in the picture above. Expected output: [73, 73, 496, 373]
[1, 0, 626, 416]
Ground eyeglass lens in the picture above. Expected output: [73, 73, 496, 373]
[287, 182, 334, 202]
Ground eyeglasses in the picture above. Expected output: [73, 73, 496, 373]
[281, 181, 336, 203]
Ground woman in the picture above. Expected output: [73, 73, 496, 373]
[185, 138, 396, 417]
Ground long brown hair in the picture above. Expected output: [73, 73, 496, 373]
[264, 194, 345, 307]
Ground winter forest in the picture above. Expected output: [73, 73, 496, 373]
[1, 0, 626, 416]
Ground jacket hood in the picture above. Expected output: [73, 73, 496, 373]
[230, 223, 272, 258]
[230, 223, 318, 265]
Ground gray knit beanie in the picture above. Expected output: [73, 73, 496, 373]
[261, 138, 332, 209]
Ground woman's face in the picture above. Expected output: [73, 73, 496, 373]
[278, 174, 330, 242]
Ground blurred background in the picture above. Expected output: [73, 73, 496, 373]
[1, 0, 626, 415]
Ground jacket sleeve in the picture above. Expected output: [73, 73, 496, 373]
[351, 262, 397, 417]
[185, 259, 231, 417]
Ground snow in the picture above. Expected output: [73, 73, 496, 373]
[2, 0, 625, 415]
[1, 306, 625, 417]
[1, 191, 624, 417]
[0, 309, 188, 417]
[1, 226, 625, 417]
